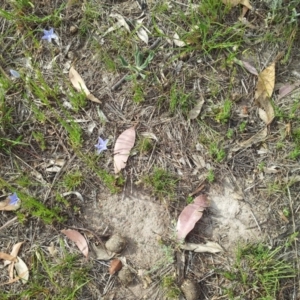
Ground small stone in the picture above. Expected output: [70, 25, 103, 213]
[105, 234, 126, 253]
[118, 267, 134, 286]
[180, 279, 199, 300]
[70, 26, 78, 34]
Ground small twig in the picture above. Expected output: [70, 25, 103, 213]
[111, 74, 128, 91]
[0, 217, 18, 232]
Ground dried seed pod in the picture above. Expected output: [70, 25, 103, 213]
[118, 267, 134, 286]
[105, 234, 126, 253]
[109, 258, 123, 275]
[180, 279, 199, 300]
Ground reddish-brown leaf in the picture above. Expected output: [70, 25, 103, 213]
[176, 195, 209, 240]
[114, 126, 136, 173]
[61, 229, 89, 258]
[109, 258, 123, 275]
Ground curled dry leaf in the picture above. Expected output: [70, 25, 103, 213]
[91, 243, 114, 260]
[137, 26, 149, 45]
[69, 66, 101, 104]
[14, 257, 29, 284]
[109, 13, 130, 33]
[176, 195, 209, 240]
[255, 62, 275, 124]
[109, 258, 123, 275]
[61, 229, 89, 258]
[114, 126, 136, 173]
[180, 241, 223, 253]
[222, 0, 252, 9]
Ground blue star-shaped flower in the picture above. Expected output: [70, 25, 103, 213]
[8, 193, 19, 206]
[95, 137, 108, 154]
[41, 28, 58, 42]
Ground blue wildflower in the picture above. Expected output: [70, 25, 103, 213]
[41, 28, 58, 42]
[8, 193, 19, 206]
[9, 69, 20, 78]
[95, 137, 108, 154]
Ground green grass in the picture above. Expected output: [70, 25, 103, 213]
[161, 275, 181, 299]
[143, 167, 178, 200]
[219, 243, 295, 299]
[0, 243, 91, 300]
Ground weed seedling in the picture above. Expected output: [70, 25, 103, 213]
[209, 142, 226, 162]
[137, 137, 153, 153]
[215, 99, 232, 123]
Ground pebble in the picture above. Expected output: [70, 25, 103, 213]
[105, 234, 126, 253]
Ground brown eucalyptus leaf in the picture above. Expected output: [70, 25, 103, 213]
[0, 252, 17, 262]
[61, 229, 89, 258]
[114, 126, 136, 173]
[176, 195, 209, 240]
[109, 258, 123, 275]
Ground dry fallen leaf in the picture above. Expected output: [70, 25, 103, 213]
[188, 97, 205, 120]
[0, 252, 17, 262]
[114, 126, 136, 173]
[137, 26, 149, 45]
[278, 82, 300, 100]
[180, 241, 223, 253]
[61, 229, 89, 258]
[109, 258, 123, 275]
[109, 13, 130, 33]
[233, 58, 258, 75]
[14, 257, 29, 284]
[69, 67, 101, 104]
[176, 195, 209, 240]
[91, 243, 114, 260]
[173, 33, 186, 47]
[228, 127, 268, 158]
[222, 0, 252, 9]
[255, 62, 275, 124]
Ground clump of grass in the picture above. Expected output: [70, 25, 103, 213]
[137, 136, 153, 153]
[0, 244, 91, 300]
[161, 275, 181, 299]
[143, 167, 178, 200]
[209, 142, 226, 162]
[219, 243, 295, 299]
[62, 170, 84, 190]
[215, 99, 232, 123]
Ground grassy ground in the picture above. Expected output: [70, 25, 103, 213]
[0, 0, 300, 299]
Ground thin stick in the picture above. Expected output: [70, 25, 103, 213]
[0, 217, 18, 232]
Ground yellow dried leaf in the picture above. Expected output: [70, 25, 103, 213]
[222, 0, 252, 9]
[255, 62, 276, 124]
[255, 62, 275, 99]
